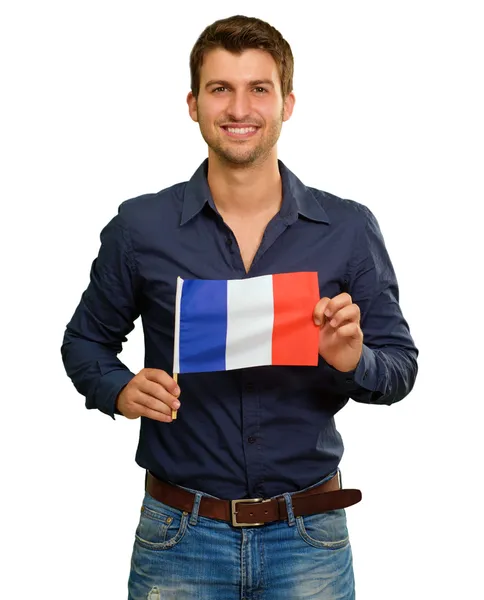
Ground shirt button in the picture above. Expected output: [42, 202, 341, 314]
[245, 382, 254, 392]
[247, 436, 256, 444]
[363, 370, 369, 379]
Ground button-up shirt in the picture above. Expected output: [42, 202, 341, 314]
[61, 159, 418, 499]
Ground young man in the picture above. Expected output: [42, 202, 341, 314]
[61, 15, 418, 600]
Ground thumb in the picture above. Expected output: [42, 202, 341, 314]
[313, 297, 330, 327]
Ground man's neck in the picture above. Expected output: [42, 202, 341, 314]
[207, 152, 282, 218]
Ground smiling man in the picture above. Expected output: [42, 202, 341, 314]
[61, 15, 418, 600]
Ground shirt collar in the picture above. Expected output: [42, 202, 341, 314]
[180, 158, 330, 226]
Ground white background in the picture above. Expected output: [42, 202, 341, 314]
[1, 1, 482, 598]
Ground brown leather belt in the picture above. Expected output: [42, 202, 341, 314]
[146, 472, 362, 527]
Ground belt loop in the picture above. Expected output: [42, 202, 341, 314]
[189, 492, 203, 526]
[283, 492, 296, 527]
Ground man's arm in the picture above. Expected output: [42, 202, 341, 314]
[61, 208, 139, 418]
[325, 205, 419, 405]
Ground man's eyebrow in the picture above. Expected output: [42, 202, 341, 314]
[204, 79, 275, 89]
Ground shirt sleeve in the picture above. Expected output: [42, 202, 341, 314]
[325, 206, 419, 405]
[60, 208, 140, 418]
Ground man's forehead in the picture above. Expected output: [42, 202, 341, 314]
[200, 48, 279, 83]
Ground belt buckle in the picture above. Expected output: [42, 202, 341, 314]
[231, 498, 269, 527]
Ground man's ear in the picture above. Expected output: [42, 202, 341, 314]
[187, 91, 199, 123]
[282, 92, 296, 122]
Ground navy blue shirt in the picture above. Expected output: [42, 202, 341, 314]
[61, 159, 418, 499]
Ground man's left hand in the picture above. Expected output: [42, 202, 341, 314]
[313, 293, 363, 372]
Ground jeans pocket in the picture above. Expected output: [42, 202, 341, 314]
[134, 493, 189, 551]
[296, 509, 350, 549]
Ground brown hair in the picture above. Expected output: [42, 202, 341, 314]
[189, 15, 294, 99]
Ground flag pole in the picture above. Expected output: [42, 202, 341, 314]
[172, 372, 178, 420]
[172, 276, 182, 422]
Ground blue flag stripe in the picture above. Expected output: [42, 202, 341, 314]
[179, 279, 227, 373]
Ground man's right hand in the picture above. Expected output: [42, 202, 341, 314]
[116, 368, 181, 423]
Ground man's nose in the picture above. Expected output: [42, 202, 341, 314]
[226, 91, 252, 120]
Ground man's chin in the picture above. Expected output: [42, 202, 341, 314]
[213, 146, 265, 166]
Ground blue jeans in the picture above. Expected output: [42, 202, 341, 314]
[128, 472, 355, 599]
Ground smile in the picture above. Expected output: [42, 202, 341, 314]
[221, 126, 259, 138]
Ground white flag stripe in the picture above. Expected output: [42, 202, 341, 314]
[226, 275, 274, 370]
[173, 277, 184, 374]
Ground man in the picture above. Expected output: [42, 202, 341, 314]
[61, 14, 418, 600]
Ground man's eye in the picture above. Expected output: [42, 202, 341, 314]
[212, 87, 268, 93]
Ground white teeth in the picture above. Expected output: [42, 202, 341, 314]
[226, 127, 257, 134]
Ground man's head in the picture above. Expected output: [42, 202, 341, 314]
[187, 15, 295, 166]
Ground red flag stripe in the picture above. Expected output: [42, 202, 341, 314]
[271, 272, 320, 366]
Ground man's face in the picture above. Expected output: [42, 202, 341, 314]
[187, 48, 295, 166]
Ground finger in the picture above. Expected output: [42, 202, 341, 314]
[323, 293, 353, 320]
[120, 390, 174, 421]
[313, 297, 331, 326]
[328, 304, 360, 329]
[139, 378, 181, 410]
[333, 322, 362, 339]
[136, 390, 175, 415]
[143, 369, 180, 396]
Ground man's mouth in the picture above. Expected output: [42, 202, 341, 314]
[220, 126, 260, 139]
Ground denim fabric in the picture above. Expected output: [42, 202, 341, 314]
[128, 472, 355, 599]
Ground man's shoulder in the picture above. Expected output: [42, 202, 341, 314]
[305, 185, 374, 225]
[118, 181, 186, 217]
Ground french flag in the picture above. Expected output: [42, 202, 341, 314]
[173, 272, 320, 374]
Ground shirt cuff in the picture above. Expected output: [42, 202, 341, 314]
[93, 369, 136, 419]
[325, 344, 377, 391]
